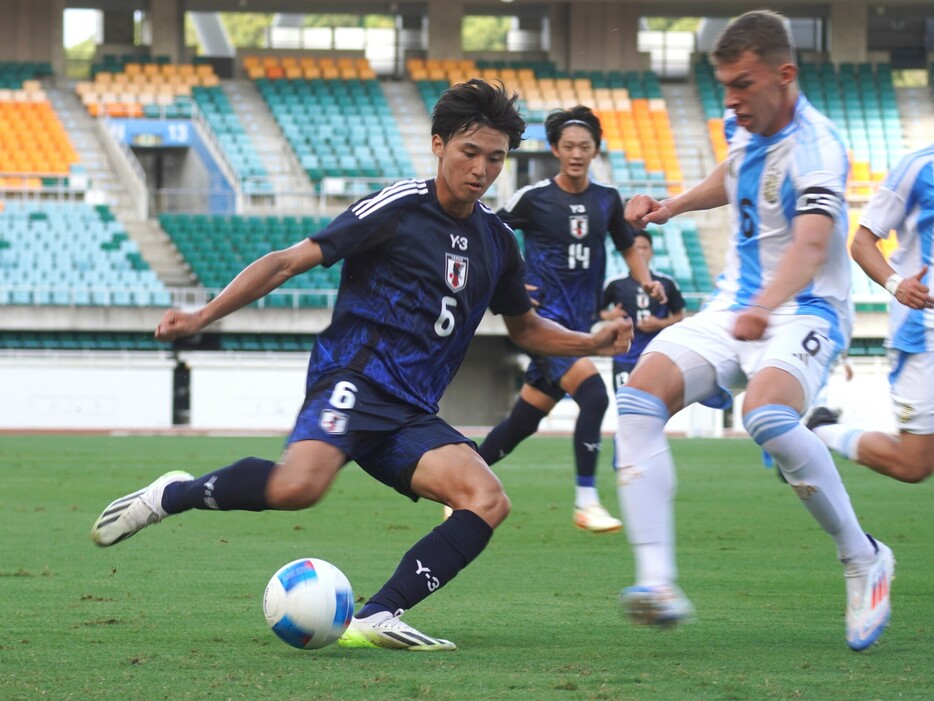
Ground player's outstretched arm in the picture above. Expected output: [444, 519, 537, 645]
[626, 161, 729, 229]
[156, 240, 325, 341]
[851, 226, 934, 310]
[503, 310, 632, 358]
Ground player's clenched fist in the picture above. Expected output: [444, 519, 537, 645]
[592, 316, 633, 356]
[154, 309, 203, 341]
[625, 194, 672, 228]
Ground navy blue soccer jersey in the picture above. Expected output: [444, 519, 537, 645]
[308, 178, 532, 413]
[601, 271, 685, 364]
[497, 178, 635, 332]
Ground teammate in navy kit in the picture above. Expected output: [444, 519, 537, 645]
[90, 80, 633, 651]
[477, 106, 664, 533]
[600, 229, 685, 392]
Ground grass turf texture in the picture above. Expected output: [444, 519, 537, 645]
[1, 434, 932, 700]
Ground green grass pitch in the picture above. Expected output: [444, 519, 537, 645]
[2, 434, 932, 700]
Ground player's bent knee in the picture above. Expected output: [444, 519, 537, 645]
[887, 437, 934, 483]
[573, 374, 609, 415]
[472, 489, 510, 528]
[450, 482, 510, 527]
[895, 457, 934, 483]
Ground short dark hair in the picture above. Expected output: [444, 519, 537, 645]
[544, 105, 602, 147]
[431, 79, 526, 151]
[712, 10, 794, 67]
[633, 229, 653, 247]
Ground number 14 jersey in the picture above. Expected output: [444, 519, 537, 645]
[497, 177, 634, 333]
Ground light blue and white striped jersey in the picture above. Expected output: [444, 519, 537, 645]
[860, 144, 934, 353]
[710, 95, 852, 347]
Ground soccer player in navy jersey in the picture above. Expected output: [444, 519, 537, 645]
[477, 106, 664, 533]
[615, 11, 892, 651]
[90, 79, 633, 651]
[600, 229, 685, 392]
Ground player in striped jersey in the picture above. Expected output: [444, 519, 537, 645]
[810, 144, 934, 482]
[90, 80, 634, 651]
[478, 106, 663, 533]
[614, 10, 893, 651]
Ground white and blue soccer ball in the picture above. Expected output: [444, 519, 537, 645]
[263, 558, 355, 650]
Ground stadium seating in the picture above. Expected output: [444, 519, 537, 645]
[219, 332, 315, 352]
[0, 61, 53, 90]
[0, 202, 170, 307]
[191, 85, 270, 191]
[75, 61, 218, 118]
[159, 213, 338, 307]
[244, 55, 377, 81]
[251, 60, 414, 184]
[0, 330, 171, 351]
[0, 96, 79, 189]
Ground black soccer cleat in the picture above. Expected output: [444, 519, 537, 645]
[805, 406, 841, 431]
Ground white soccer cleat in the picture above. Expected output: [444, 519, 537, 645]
[91, 470, 193, 547]
[337, 608, 456, 651]
[845, 536, 895, 651]
[621, 584, 696, 627]
[574, 503, 623, 533]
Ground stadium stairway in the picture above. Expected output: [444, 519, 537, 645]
[660, 81, 728, 283]
[380, 81, 435, 179]
[46, 83, 131, 213]
[45, 83, 194, 288]
[221, 79, 315, 200]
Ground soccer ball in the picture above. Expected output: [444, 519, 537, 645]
[263, 558, 355, 650]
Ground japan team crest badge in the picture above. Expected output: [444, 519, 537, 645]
[569, 215, 589, 239]
[445, 253, 469, 292]
[319, 408, 348, 435]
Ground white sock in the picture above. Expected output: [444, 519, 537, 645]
[575, 486, 599, 508]
[766, 424, 874, 564]
[616, 413, 677, 586]
[813, 424, 864, 462]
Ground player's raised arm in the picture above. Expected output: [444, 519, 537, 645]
[156, 239, 325, 341]
[621, 243, 667, 303]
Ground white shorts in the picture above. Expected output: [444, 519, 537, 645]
[645, 309, 842, 410]
[889, 350, 934, 434]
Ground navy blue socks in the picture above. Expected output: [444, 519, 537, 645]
[572, 374, 609, 483]
[359, 509, 493, 617]
[478, 398, 547, 466]
[161, 457, 275, 513]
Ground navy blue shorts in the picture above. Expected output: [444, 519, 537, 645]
[611, 361, 636, 392]
[523, 354, 575, 401]
[288, 371, 475, 500]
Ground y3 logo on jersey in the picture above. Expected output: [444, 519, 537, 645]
[449, 234, 468, 251]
